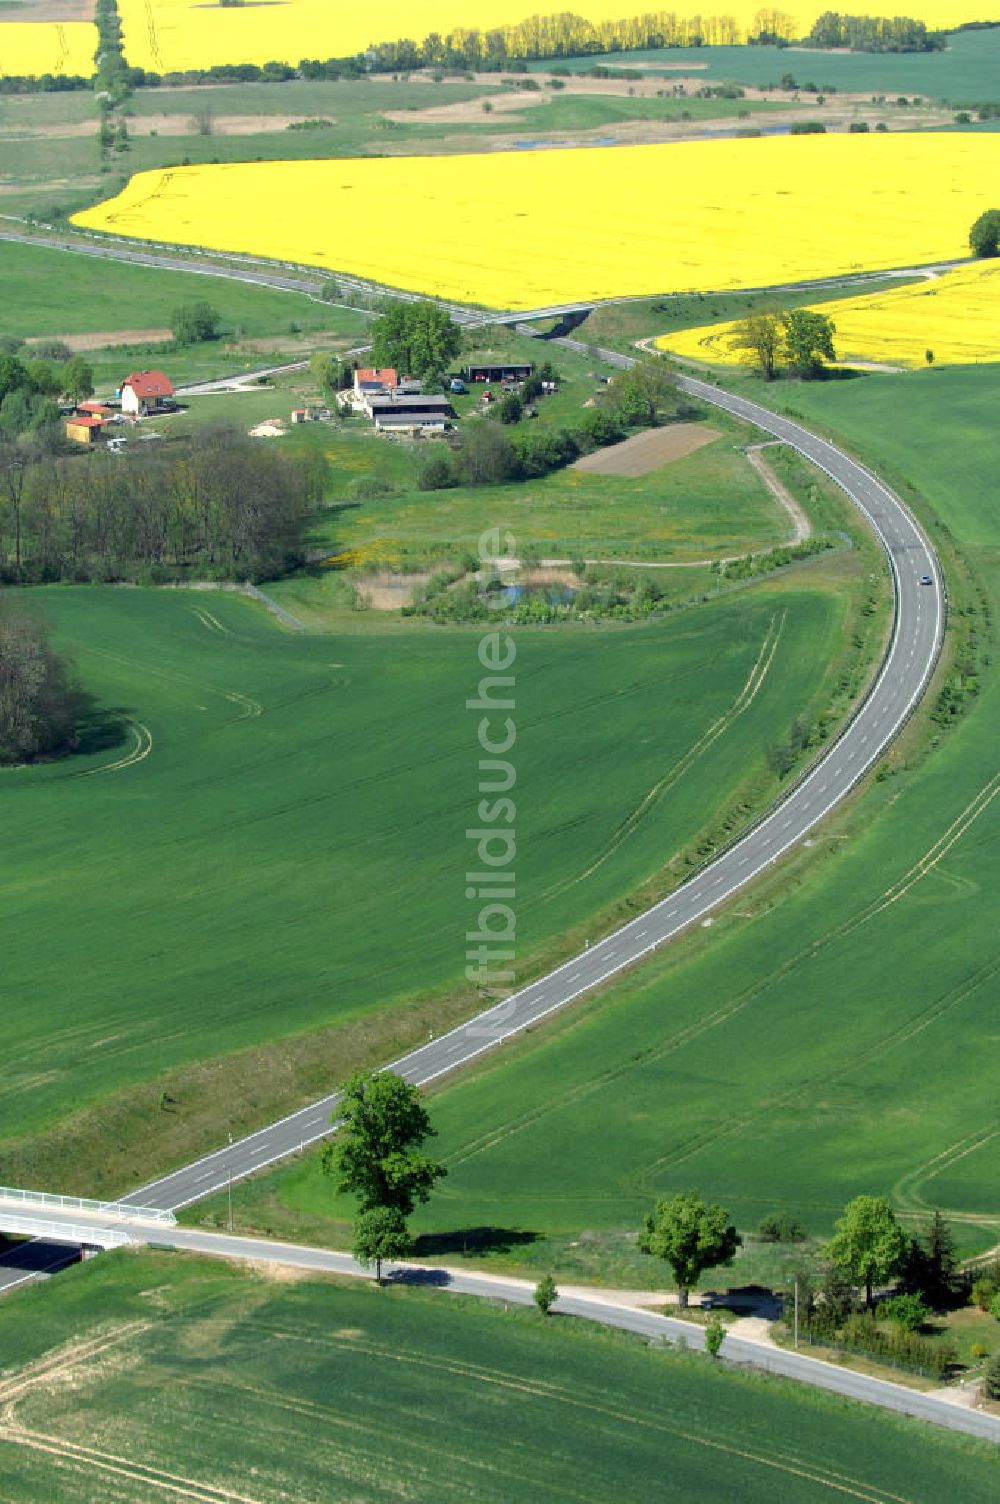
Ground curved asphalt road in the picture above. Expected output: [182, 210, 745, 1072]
[125, 362, 944, 1215]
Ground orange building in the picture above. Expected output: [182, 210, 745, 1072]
[66, 415, 106, 444]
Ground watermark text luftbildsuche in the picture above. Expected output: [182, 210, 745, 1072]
[466, 529, 518, 1035]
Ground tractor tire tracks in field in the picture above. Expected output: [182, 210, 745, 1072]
[544, 613, 785, 901]
[76, 719, 153, 778]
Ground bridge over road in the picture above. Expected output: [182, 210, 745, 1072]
[0, 1187, 175, 1254]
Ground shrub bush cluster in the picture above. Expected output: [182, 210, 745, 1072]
[971, 1259, 1000, 1313]
[723, 537, 833, 581]
[757, 1214, 808, 1243]
[795, 1305, 957, 1378]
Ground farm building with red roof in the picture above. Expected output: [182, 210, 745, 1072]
[353, 368, 398, 395]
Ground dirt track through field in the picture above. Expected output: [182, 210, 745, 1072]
[76, 719, 153, 778]
[25, 329, 171, 352]
[540, 612, 785, 902]
[747, 442, 812, 543]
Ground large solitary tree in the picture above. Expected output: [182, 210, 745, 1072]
[606, 356, 678, 425]
[729, 311, 783, 380]
[638, 1190, 741, 1308]
[322, 1069, 446, 1217]
[61, 355, 94, 404]
[827, 1195, 907, 1309]
[370, 301, 462, 381]
[969, 208, 1000, 258]
[171, 301, 222, 345]
[781, 309, 836, 378]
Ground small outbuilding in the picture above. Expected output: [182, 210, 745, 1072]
[466, 361, 533, 384]
[120, 370, 175, 416]
[66, 415, 106, 445]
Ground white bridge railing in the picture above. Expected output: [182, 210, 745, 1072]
[0, 1186, 175, 1227]
[0, 1213, 136, 1249]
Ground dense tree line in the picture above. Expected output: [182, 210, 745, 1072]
[363, 11, 759, 73]
[94, 0, 134, 107]
[806, 12, 945, 52]
[0, 428, 322, 584]
[5, 8, 959, 94]
[0, 598, 83, 765]
[0, 73, 92, 95]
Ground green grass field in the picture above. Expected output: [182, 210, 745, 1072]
[307, 434, 792, 568]
[227, 364, 1000, 1279]
[0, 238, 369, 341]
[2, 570, 854, 1194]
[0, 1249, 995, 1503]
[528, 28, 1000, 104]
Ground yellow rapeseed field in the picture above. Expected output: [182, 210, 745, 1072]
[0, 21, 96, 77]
[658, 261, 1000, 369]
[115, 2, 986, 73]
[73, 134, 997, 311]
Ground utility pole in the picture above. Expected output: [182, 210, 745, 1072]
[794, 1279, 799, 1349]
[227, 1132, 233, 1234]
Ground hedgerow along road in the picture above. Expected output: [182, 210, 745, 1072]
[120, 358, 945, 1215]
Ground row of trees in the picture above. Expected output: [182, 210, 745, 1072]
[0, 8, 957, 95]
[327, 1072, 996, 1396]
[806, 13, 945, 53]
[94, 0, 135, 109]
[0, 598, 83, 765]
[0, 427, 322, 583]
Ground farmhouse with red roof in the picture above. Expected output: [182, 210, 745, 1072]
[353, 367, 398, 396]
[120, 370, 175, 416]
